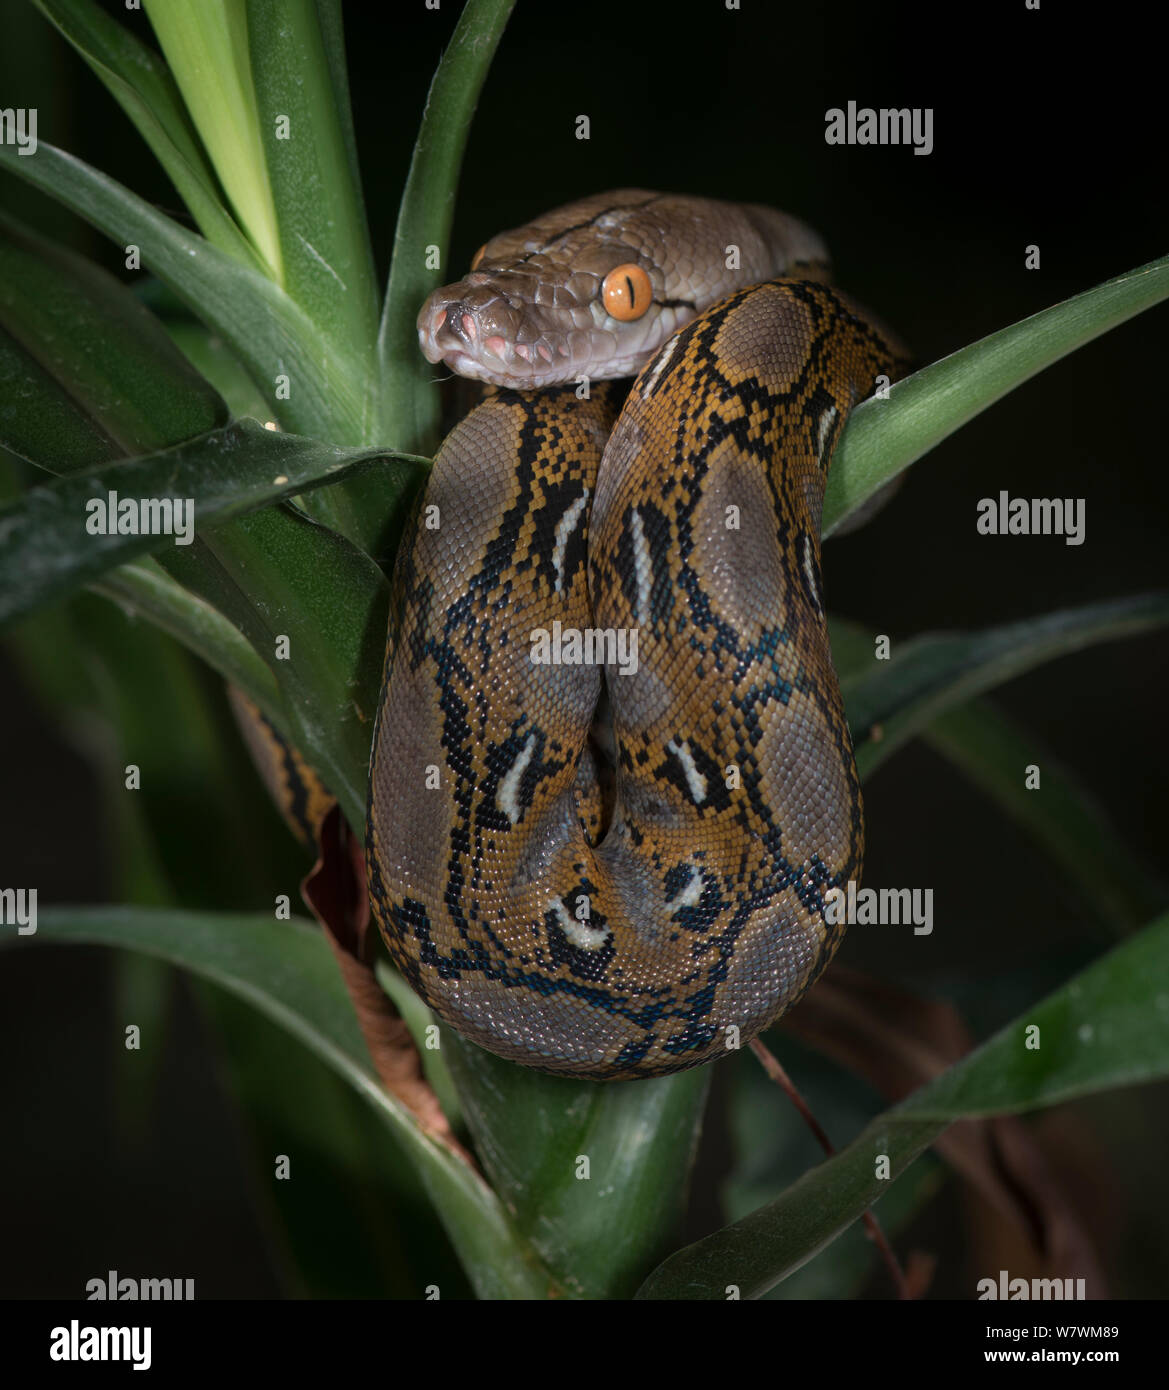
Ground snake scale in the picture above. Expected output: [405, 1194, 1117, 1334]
[365, 191, 907, 1080]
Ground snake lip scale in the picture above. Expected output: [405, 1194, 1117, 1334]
[368, 190, 908, 1081]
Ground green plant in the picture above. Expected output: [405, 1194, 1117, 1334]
[2, 0, 1167, 1300]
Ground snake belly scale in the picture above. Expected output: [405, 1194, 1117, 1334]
[366, 191, 906, 1080]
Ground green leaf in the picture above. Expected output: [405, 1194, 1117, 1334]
[246, 0, 379, 368]
[922, 700, 1168, 935]
[197, 984, 472, 1298]
[375, 960, 463, 1136]
[377, 0, 516, 453]
[0, 211, 227, 469]
[725, 1043, 944, 1299]
[161, 318, 272, 422]
[194, 500, 395, 830]
[141, 0, 282, 279]
[840, 592, 1169, 779]
[824, 253, 1169, 535]
[443, 1037, 710, 1299]
[145, 289, 403, 552]
[0, 139, 365, 440]
[29, 0, 264, 271]
[0, 202, 418, 749]
[636, 909, 1169, 1299]
[91, 559, 281, 728]
[0, 417, 423, 629]
[828, 616, 1167, 935]
[11, 907, 549, 1301]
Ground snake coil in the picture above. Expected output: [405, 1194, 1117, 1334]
[366, 191, 906, 1079]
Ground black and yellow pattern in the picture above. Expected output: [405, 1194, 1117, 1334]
[367, 263, 907, 1079]
[228, 688, 333, 852]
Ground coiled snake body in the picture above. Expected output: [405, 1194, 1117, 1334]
[366, 191, 906, 1080]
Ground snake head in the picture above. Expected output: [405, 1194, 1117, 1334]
[417, 189, 829, 390]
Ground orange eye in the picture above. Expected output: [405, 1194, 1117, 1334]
[470, 243, 487, 271]
[601, 263, 652, 321]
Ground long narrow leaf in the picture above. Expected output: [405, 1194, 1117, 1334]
[91, 559, 281, 727]
[377, 0, 515, 453]
[9, 907, 548, 1301]
[444, 1038, 709, 1299]
[0, 210, 227, 466]
[824, 253, 1169, 534]
[0, 418, 424, 626]
[141, 0, 282, 279]
[246, 0, 379, 369]
[923, 700, 1168, 934]
[0, 140, 365, 440]
[195, 501, 396, 830]
[841, 592, 1169, 778]
[30, 0, 263, 271]
[828, 616, 1167, 935]
[636, 909, 1169, 1299]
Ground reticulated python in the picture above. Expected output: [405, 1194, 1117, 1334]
[365, 190, 907, 1080]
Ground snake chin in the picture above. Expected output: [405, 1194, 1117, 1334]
[423, 342, 648, 392]
[429, 348, 569, 392]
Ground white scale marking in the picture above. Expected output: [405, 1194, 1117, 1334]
[639, 332, 681, 400]
[630, 508, 653, 624]
[666, 865, 704, 910]
[817, 404, 838, 459]
[666, 738, 707, 804]
[497, 732, 536, 825]
[556, 902, 611, 951]
[802, 533, 822, 614]
[552, 489, 589, 593]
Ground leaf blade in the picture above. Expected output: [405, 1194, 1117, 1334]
[246, 0, 379, 369]
[824, 254, 1169, 535]
[841, 592, 1169, 779]
[377, 0, 516, 453]
[0, 139, 365, 439]
[444, 1038, 710, 1299]
[0, 209, 227, 467]
[30, 0, 263, 270]
[922, 699, 1168, 934]
[636, 910, 1169, 1299]
[0, 417, 424, 628]
[12, 906, 548, 1301]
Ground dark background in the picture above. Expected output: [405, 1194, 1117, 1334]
[1, 0, 1166, 1298]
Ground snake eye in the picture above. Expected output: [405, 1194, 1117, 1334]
[471, 243, 487, 271]
[601, 263, 652, 321]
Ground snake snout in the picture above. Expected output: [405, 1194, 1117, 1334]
[419, 282, 520, 367]
[418, 277, 585, 388]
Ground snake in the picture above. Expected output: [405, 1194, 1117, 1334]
[364, 190, 907, 1081]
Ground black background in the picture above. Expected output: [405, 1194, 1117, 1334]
[1, 0, 1166, 1299]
